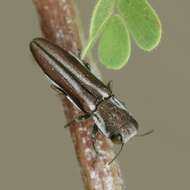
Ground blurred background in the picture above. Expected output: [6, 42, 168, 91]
[0, 1, 189, 189]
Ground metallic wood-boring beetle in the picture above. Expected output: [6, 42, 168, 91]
[30, 38, 139, 163]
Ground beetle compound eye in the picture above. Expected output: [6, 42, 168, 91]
[110, 134, 122, 144]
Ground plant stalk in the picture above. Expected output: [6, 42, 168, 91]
[32, 0, 124, 189]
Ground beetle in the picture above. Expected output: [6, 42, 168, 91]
[30, 38, 148, 163]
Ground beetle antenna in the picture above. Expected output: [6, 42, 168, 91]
[136, 129, 154, 137]
[108, 143, 124, 165]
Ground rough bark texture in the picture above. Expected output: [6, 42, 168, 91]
[32, 0, 124, 189]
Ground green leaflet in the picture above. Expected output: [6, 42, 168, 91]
[118, 0, 161, 51]
[98, 15, 131, 69]
[81, 0, 115, 59]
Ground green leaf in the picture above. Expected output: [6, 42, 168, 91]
[89, 0, 115, 38]
[118, 0, 162, 51]
[81, 0, 115, 59]
[98, 15, 131, 69]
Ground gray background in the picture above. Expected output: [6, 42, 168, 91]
[0, 0, 189, 189]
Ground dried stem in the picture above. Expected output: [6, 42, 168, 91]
[32, 0, 124, 189]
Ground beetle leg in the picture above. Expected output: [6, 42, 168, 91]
[83, 61, 91, 71]
[91, 124, 100, 164]
[71, 48, 91, 71]
[91, 124, 99, 155]
[107, 80, 113, 92]
[50, 84, 67, 96]
[64, 113, 92, 128]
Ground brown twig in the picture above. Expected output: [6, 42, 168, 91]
[32, 0, 124, 189]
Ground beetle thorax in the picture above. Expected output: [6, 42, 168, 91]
[94, 96, 138, 144]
